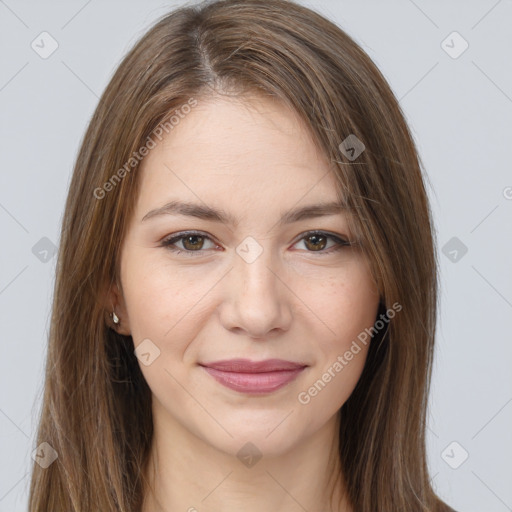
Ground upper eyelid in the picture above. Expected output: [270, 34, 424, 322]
[161, 230, 219, 246]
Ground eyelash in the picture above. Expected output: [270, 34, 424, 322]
[160, 230, 351, 257]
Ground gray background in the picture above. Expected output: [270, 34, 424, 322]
[1, 0, 511, 511]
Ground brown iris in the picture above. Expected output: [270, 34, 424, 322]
[182, 234, 205, 250]
[303, 233, 327, 251]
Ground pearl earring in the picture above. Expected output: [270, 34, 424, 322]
[112, 310, 120, 325]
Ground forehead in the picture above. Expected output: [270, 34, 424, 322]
[135, 95, 341, 216]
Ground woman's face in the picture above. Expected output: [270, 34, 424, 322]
[115, 95, 380, 457]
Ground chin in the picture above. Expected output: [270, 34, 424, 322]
[195, 409, 311, 460]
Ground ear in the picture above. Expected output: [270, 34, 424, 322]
[102, 278, 132, 336]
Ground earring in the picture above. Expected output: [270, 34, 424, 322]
[112, 310, 120, 325]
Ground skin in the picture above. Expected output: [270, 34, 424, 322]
[108, 94, 381, 512]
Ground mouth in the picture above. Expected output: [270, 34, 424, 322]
[199, 358, 308, 394]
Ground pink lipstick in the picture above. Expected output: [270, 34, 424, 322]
[199, 358, 307, 394]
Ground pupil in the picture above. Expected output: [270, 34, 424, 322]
[184, 235, 203, 250]
[307, 234, 326, 251]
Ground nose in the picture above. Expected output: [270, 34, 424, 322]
[218, 241, 293, 339]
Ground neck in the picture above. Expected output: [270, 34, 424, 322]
[141, 402, 352, 512]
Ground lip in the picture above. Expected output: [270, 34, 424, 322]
[199, 358, 307, 394]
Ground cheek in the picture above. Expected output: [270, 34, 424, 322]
[122, 255, 213, 342]
[120, 259, 210, 403]
[300, 262, 379, 350]
[296, 350, 367, 427]
[293, 262, 378, 407]
[295, 277, 376, 416]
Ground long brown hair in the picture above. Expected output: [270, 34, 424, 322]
[28, 0, 453, 510]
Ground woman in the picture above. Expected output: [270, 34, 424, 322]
[28, 0, 457, 510]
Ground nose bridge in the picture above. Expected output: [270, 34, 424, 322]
[234, 235, 280, 295]
[220, 235, 292, 337]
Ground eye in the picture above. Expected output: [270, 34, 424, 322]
[161, 231, 218, 255]
[292, 230, 351, 255]
[160, 230, 352, 257]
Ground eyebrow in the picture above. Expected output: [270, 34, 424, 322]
[141, 199, 348, 227]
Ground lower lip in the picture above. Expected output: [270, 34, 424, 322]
[201, 366, 306, 394]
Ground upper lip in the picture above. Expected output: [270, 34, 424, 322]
[200, 358, 307, 373]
